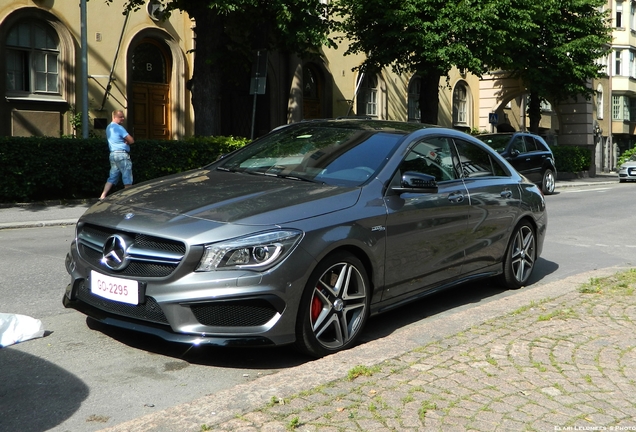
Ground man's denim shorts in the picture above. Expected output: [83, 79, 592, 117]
[107, 151, 133, 185]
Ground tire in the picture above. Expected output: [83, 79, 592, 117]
[500, 221, 536, 289]
[295, 252, 370, 358]
[541, 168, 555, 195]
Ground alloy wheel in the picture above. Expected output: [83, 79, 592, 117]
[308, 261, 367, 350]
[510, 224, 535, 285]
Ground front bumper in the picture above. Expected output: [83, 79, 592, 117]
[618, 166, 636, 180]
[62, 291, 274, 346]
[64, 238, 316, 347]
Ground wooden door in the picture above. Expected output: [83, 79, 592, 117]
[130, 39, 171, 140]
[302, 64, 322, 119]
[132, 83, 170, 140]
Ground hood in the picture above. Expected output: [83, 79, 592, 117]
[87, 168, 361, 227]
[621, 160, 636, 168]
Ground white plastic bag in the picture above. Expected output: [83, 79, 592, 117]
[0, 313, 45, 347]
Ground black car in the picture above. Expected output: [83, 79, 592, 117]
[476, 133, 557, 195]
[64, 120, 547, 357]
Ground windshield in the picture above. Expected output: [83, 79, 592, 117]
[216, 124, 406, 186]
[476, 134, 513, 152]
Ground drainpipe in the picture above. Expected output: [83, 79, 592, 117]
[608, 51, 613, 172]
[99, 12, 130, 111]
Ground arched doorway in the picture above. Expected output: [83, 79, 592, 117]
[130, 39, 171, 140]
[302, 63, 323, 119]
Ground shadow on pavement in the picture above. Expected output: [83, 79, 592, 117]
[85, 318, 311, 369]
[0, 347, 89, 432]
[83, 257, 559, 370]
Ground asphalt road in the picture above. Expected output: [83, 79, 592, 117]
[1, 181, 634, 432]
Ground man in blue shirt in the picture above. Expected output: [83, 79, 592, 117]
[100, 109, 135, 200]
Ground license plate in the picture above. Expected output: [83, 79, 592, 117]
[90, 270, 139, 305]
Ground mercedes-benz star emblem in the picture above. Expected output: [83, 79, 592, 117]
[101, 234, 130, 271]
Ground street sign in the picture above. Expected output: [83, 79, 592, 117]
[249, 50, 268, 95]
[489, 113, 498, 124]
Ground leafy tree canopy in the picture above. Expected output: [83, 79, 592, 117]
[492, 0, 612, 131]
[332, 0, 612, 128]
[495, 0, 611, 101]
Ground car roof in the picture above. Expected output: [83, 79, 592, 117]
[477, 132, 543, 138]
[274, 118, 439, 135]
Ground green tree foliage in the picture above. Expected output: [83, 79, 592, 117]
[333, 0, 517, 124]
[109, 0, 335, 136]
[333, 0, 611, 129]
[493, 0, 612, 133]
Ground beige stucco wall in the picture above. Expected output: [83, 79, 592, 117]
[0, 0, 194, 138]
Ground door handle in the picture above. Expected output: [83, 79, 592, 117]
[500, 190, 513, 199]
[448, 192, 465, 203]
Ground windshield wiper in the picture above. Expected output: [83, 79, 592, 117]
[216, 166, 239, 172]
[276, 174, 324, 184]
[218, 167, 324, 184]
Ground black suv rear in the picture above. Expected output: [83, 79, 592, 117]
[476, 132, 557, 194]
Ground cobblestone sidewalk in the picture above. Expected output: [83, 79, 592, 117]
[213, 273, 636, 431]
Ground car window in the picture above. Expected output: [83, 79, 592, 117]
[397, 137, 457, 182]
[510, 136, 526, 154]
[217, 125, 404, 186]
[534, 137, 550, 152]
[453, 139, 507, 178]
[476, 134, 511, 152]
[523, 136, 538, 152]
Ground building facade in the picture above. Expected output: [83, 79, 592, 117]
[1, 0, 626, 174]
[1, 0, 194, 139]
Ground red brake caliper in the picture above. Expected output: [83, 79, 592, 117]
[311, 289, 322, 323]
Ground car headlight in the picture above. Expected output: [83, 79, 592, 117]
[196, 230, 303, 272]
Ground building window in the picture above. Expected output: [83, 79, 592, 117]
[408, 76, 421, 122]
[356, 73, 378, 117]
[617, 1, 623, 28]
[613, 96, 622, 120]
[6, 20, 59, 94]
[132, 41, 168, 84]
[616, 50, 623, 75]
[596, 84, 604, 120]
[540, 99, 552, 112]
[612, 95, 633, 121]
[631, 51, 636, 77]
[452, 82, 469, 125]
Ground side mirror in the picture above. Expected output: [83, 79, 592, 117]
[392, 171, 438, 194]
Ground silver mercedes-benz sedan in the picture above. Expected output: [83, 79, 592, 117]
[64, 119, 547, 357]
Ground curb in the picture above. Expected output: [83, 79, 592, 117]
[0, 219, 79, 230]
[0, 198, 96, 209]
[555, 180, 616, 188]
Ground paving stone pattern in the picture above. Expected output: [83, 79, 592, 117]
[212, 284, 636, 431]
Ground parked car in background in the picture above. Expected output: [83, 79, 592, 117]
[476, 132, 557, 195]
[64, 119, 547, 358]
[618, 154, 636, 182]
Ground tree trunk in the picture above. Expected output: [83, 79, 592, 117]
[418, 71, 441, 125]
[188, 7, 224, 136]
[527, 90, 542, 134]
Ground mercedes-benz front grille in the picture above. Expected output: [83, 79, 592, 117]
[77, 223, 186, 277]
